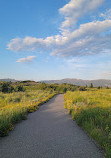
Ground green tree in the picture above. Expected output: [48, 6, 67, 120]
[90, 83, 93, 88]
[63, 87, 67, 93]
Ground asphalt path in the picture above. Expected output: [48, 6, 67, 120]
[0, 94, 104, 158]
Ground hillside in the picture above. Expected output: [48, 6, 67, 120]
[40, 78, 111, 87]
[1, 78, 111, 87]
[0, 78, 18, 82]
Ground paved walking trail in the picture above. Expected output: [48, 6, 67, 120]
[0, 94, 104, 158]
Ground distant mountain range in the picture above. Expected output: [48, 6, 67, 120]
[1, 78, 111, 87]
[40, 78, 111, 87]
[0, 78, 18, 82]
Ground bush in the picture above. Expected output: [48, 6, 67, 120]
[1, 83, 14, 93]
[16, 85, 25, 92]
[63, 87, 67, 93]
[79, 86, 87, 91]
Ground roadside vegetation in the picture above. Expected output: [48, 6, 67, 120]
[0, 80, 81, 137]
[1, 80, 110, 157]
[64, 89, 111, 158]
[0, 81, 56, 136]
[0, 90, 55, 136]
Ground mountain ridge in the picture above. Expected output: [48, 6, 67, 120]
[0, 78, 111, 87]
[40, 78, 111, 87]
[0, 78, 18, 82]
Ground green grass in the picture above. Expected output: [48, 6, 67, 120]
[64, 89, 111, 158]
[0, 81, 80, 137]
[0, 90, 55, 136]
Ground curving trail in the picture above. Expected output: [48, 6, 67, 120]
[0, 94, 104, 158]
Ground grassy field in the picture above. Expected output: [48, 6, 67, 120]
[64, 89, 111, 158]
[0, 90, 55, 136]
[1, 81, 111, 157]
[0, 81, 80, 137]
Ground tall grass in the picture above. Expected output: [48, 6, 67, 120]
[0, 90, 55, 136]
[64, 89, 111, 158]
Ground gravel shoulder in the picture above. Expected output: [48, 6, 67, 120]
[0, 94, 104, 158]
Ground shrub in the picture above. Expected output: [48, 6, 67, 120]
[16, 85, 25, 92]
[79, 86, 87, 91]
[1, 83, 14, 93]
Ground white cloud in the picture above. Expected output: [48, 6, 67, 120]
[7, 0, 111, 58]
[56, 38, 110, 57]
[59, 0, 104, 29]
[7, 37, 47, 52]
[16, 56, 36, 63]
[100, 9, 111, 20]
[51, 21, 111, 57]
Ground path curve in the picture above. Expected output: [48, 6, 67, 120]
[0, 94, 104, 158]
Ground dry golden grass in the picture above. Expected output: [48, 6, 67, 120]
[0, 90, 55, 136]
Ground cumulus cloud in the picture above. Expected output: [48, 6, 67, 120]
[59, 0, 104, 29]
[7, 0, 111, 58]
[16, 56, 36, 63]
[8, 37, 47, 52]
[51, 35, 111, 57]
[7, 20, 111, 57]
[51, 20, 111, 57]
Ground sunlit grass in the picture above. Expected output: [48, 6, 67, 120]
[64, 89, 111, 158]
[0, 90, 55, 136]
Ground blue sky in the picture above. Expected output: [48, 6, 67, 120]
[0, 0, 111, 81]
